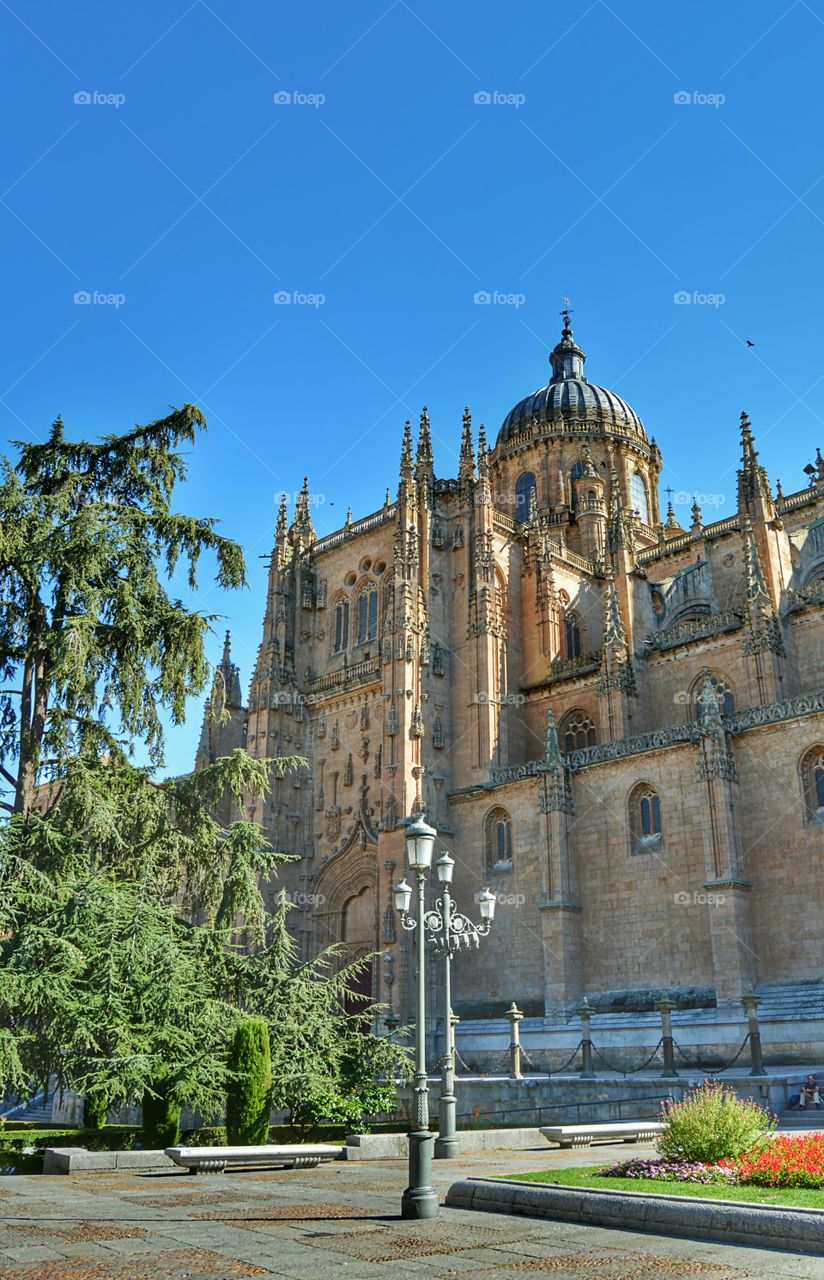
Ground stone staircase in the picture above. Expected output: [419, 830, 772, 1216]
[752, 979, 824, 1022]
[0, 1092, 52, 1124]
[778, 1108, 824, 1130]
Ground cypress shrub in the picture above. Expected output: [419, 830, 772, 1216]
[83, 1096, 108, 1130]
[142, 1080, 181, 1150]
[226, 1017, 272, 1145]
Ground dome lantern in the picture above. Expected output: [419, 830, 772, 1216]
[549, 307, 587, 382]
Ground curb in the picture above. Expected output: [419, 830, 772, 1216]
[445, 1178, 824, 1255]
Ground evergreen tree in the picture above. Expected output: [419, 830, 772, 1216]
[225, 1017, 272, 1145]
[247, 896, 411, 1135]
[0, 406, 243, 816]
[142, 1077, 181, 1150]
[0, 410, 410, 1132]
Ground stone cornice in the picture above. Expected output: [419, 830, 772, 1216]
[642, 610, 744, 653]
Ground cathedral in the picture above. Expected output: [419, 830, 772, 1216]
[195, 314, 824, 1036]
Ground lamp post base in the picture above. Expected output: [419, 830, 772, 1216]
[434, 1133, 460, 1159]
[434, 1091, 459, 1159]
[401, 1130, 439, 1219]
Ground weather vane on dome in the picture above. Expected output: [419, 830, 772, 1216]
[560, 297, 574, 330]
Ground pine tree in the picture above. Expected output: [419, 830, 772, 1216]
[0, 406, 244, 816]
[225, 1018, 272, 1145]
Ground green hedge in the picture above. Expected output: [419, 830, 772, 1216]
[0, 1126, 142, 1154]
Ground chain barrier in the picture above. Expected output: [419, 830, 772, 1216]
[452, 1046, 508, 1078]
[453, 1032, 752, 1081]
[673, 1034, 751, 1076]
[544, 1040, 584, 1076]
[453, 1041, 584, 1078]
[590, 1038, 665, 1076]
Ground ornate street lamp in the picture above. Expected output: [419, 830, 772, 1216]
[395, 818, 439, 1220]
[395, 834, 497, 1168]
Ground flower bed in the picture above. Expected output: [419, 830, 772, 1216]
[599, 1157, 737, 1185]
[733, 1134, 824, 1189]
[599, 1134, 824, 1190]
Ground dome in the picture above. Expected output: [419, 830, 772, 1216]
[497, 315, 646, 445]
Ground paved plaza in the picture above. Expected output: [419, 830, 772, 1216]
[0, 1141, 822, 1279]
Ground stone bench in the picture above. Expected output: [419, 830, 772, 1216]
[165, 1144, 345, 1174]
[539, 1122, 663, 1149]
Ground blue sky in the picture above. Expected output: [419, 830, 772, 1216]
[3, 1, 824, 776]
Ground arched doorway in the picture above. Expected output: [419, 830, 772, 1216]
[341, 885, 376, 1021]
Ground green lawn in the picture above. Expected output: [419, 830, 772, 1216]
[507, 1166, 824, 1209]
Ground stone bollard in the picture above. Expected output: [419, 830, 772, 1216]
[741, 987, 765, 1076]
[507, 1002, 524, 1079]
[577, 996, 595, 1079]
[656, 996, 679, 1078]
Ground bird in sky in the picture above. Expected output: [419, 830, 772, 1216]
[746, 340, 755, 347]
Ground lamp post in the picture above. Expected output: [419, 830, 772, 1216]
[393, 818, 439, 1220]
[395, 833, 496, 1171]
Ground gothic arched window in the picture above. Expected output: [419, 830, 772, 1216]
[484, 806, 513, 873]
[560, 709, 597, 753]
[570, 460, 585, 511]
[690, 672, 735, 719]
[630, 471, 650, 524]
[629, 783, 664, 854]
[333, 596, 349, 653]
[800, 746, 824, 825]
[564, 611, 582, 659]
[357, 582, 378, 644]
[514, 471, 537, 522]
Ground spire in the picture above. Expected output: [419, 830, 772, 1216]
[549, 306, 587, 383]
[275, 493, 288, 543]
[289, 476, 316, 547]
[737, 410, 771, 509]
[476, 422, 491, 505]
[399, 419, 414, 482]
[665, 489, 680, 531]
[603, 576, 627, 650]
[598, 575, 636, 699]
[741, 515, 783, 656]
[217, 629, 243, 708]
[606, 460, 632, 553]
[459, 406, 475, 481]
[415, 405, 433, 477]
[538, 707, 574, 813]
[690, 496, 703, 531]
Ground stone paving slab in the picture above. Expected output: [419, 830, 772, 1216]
[0, 1142, 823, 1277]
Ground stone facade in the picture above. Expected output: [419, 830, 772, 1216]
[196, 316, 824, 1032]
